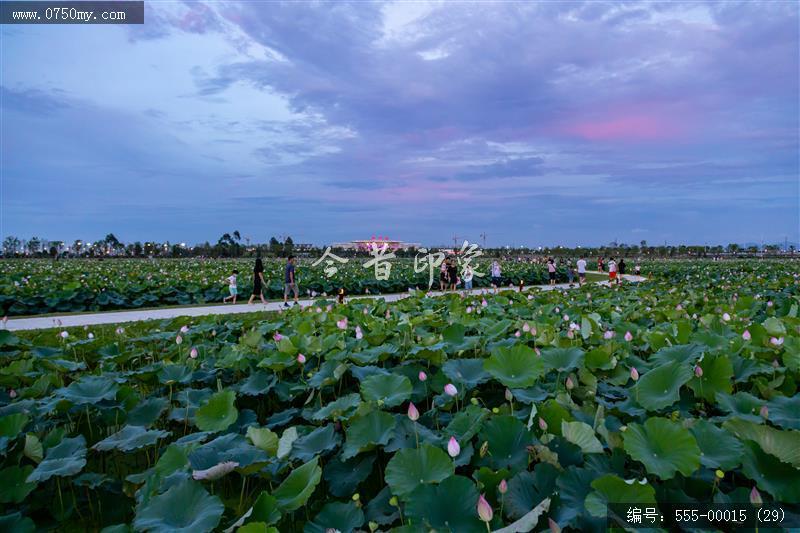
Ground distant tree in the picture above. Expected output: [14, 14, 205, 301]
[284, 236, 294, 256]
[27, 237, 41, 255]
[133, 242, 143, 256]
[2, 236, 20, 256]
[727, 244, 740, 254]
[269, 236, 281, 254]
[233, 231, 241, 242]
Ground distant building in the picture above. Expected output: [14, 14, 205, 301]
[331, 239, 420, 251]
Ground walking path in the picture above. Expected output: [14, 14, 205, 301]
[4, 273, 645, 331]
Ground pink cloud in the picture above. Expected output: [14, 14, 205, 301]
[556, 107, 686, 141]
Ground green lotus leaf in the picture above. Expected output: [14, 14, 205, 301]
[237, 371, 277, 396]
[478, 415, 533, 472]
[127, 397, 169, 427]
[126, 444, 188, 484]
[446, 404, 489, 443]
[291, 424, 341, 462]
[57, 376, 119, 405]
[537, 400, 573, 437]
[0, 512, 34, 533]
[723, 419, 800, 468]
[92, 425, 170, 452]
[385, 444, 454, 498]
[0, 466, 36, 503]
[243, 491, 281, 526]
[504, 463, 558, 520]
[272, 458, 322, 512]
[195, 390, 238, 432]
[649, 344, 704, 366]
[623, 417, 701, 479]
[765, 395, 800, 430]
[246, 426, 279, 455]
[541, 347, 585, 372]
[23, 434, 43, 463]
[0, 330, 20, 347]
[715, 391, 765, 423]
[555, 466, 600, 526]
[0, 413, 28, 438]
[689, 420, 743, 470]
[632, 361, 692, 411]
[311, 393, 362, 421]
[561, 421, 603, 454]
[133, 479, 224, 533]
[304, 501, 365, 533]
[188, 433, 268, 471]
[740, 441, 800, 501]
[342, 409, 396, 459]
[484, 344, 545, 388]
[238, 524, 278, 533]
[27, 435, 87, 482]
[157, 365, 193, 385]
[584, 474, 656, 518]
[323, 454, 375, 497]
[277, 426, 298, 459]
[360, 374, 412, 407]
[405, 475, 484, 533]
[442, 359, 491, 388]
[687, 355, 733, 401]
[762, 317, 786, 337]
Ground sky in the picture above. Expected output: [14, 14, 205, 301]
[1, 0, 798, 247]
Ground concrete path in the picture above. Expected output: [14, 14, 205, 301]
[4, 273, 645, 331]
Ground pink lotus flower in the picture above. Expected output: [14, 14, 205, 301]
[563, 314, 570, 322]
[534, 347, 541, 356]
[407, 402, 419, 421]
[567, 330, 574, 339]
[189, 347, 198, 359]
[604, 330, 614, 340]
[336, 318, 348, 330]
[760, 405, 769, 419]
[770, 337, 784, 346]
[297, 353, 306, 364]
[676, 304, 683, 310]
[742, 330, 751, 341]
[273, 332, 283, 342]
[624, 331, 633, 342]
[444, 383, 458, 396]
[418, 371, 427, 382]
[447, 436, 460, 457]
[514, 330, 521, 337]
[466, 306, 473, 314]
[180, 325, 189, 333]
[750, 486, 763, 505]
[60, 331, 69, 339]
[176, 335, 182, 345]
[9, 389, 17, 399]
[477, 494, 493, 522]
[481, 299, 488, 308]
[192, 461, 239, 481]
[538, 417, 548, 431]
[498, 479, 508, 494]
[630, 367, 639, 381]
[385, 310, 391, 319]
[722, 313, 731, 322]
[355, 326, 363, 340]
[87, 332, 94, 339]
[565, 376, 575, 390]
[694, 365, 703, 377]
[767, 300, 773, 307]
[531, 327, 537, 336]
[522, 322, 530, 332]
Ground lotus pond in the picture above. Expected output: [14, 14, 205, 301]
[0, 258, 572, 317]
[0, 261, 798, 532]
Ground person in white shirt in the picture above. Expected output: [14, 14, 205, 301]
[223, 269, 238, 303]
[490, 260, 501, 290]
[608, 258, 618, 285]
[576, 257, 587, 286]
[462, 264, 474, 291]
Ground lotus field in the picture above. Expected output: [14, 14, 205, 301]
[0, 258, 571, 317]
[0, 260, 799, 532]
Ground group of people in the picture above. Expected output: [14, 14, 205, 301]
[222, 253, 300, 307]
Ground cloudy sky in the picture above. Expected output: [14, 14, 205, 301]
[2, 1, 798, 247]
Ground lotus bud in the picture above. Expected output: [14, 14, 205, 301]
[176, 335, 182, 345]
[479, 441, 489, 457]
[190, 347, 198, 359]
[444, 383, 458, 396]
[767, 300, 773, 307]
[9, 389, 17, 399]
[722, 313, 731, 322]
[630, 367, 639, 381]
[498, 479, 508, 494]
[418, 371, 427, 382]
[770, 337, 784, 346]
[567, 330, 574, 339]
[694, 365, 703, 377]
[750, 486, 763, 505]
[514, 330, 521, 337]
[407, 402, 419, 421]
[760, 405, 769, 419]
[624, 331, 633, 342]
[355, 326, 363, 340]
[337, 318, 348, 330]
[676, 304, 683, 310]
[447, 436, 460, 457]
[742, 330, 751, 341]
[538, 417, 548, 431]
[466, 306, 473, 314]
[297, 353, 306, 364]
[522, 322, 530, 332]
[273, 332, 282, 342]
[60, 331, 69, 339]
[481, 299, 488, 307]
[180, 325, 189, 333]
[505, 388, 513, 401]
[549, 518, 562, 533]
[604, 330, 614, 340]
[477, 494, 493, 522]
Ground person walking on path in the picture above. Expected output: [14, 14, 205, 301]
[597, 256, 605, 272]
[618, 258, 627, 284]
[491, 260, 501, 291]
[547, 257, 557, 286]
[567, 264, 575, 286]
[576, 256, 587, 286]
[223, 269, 239, 304]
[248, 253, 267, 305]
[284, 255, 299, 307]
[635, 260, 641, 276]
[608, 257, 618, 285]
